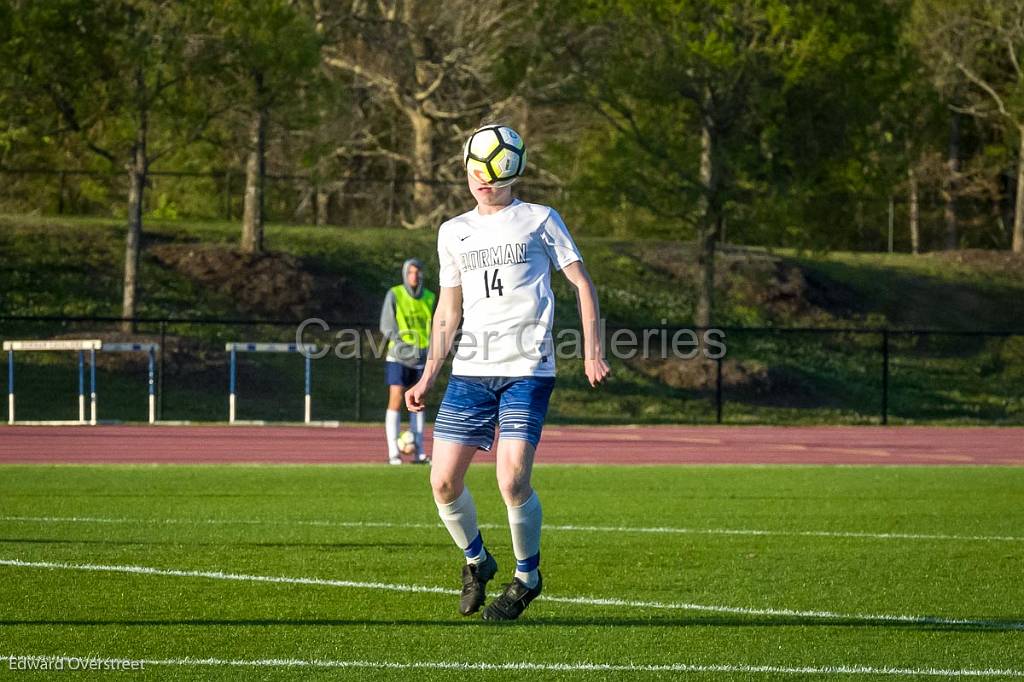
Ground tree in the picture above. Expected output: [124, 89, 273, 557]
[553, 1, 886, 325]
[206, 1, 322, 253]
[4, 0, 212, 329]
[878, 13, 949, 255]
[552, 0, 929, 278]
[318, 0, 525, 227]
[912, 0, 1024, 252]
[555, 1, 778, 325]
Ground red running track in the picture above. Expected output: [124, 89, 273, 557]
[0, 425, 1021, 465]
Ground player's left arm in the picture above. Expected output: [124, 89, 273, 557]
[561, 261, 610, 388]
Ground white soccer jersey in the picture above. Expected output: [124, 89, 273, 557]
[437, 199, 582, 377]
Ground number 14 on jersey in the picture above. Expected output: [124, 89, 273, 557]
[484, 269, 504, 297]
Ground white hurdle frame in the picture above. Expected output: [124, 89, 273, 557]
[3, 339, 101, 425]
[102, 343, 159, 424]
[225, 343, 318, 425]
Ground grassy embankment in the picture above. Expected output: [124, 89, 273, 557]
[1, 214, 1022, 425]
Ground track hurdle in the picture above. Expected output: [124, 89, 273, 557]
[3, 339, 101, 425]
[102, 343, 158, 424]
[226, 343, 319, 425]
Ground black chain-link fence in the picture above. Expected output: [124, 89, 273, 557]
[3, 315, 1022, 426]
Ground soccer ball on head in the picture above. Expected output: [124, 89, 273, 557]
[463, 124, 526, 188]
[396, 431, 417, 456]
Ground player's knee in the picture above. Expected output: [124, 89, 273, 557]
[497, 473, 530, 506]
[430, 471, 462, 503]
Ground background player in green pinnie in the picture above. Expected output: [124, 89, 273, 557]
[380, 258, 435, 464]
[407, 124, 610, 621]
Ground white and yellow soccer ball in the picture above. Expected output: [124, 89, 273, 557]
[463, 124, 527, 188]
[396, 431, 417, 456]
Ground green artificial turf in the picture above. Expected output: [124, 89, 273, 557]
[0, 464, 1022, 679]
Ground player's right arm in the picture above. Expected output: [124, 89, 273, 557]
[379, 289, 399, 341]
[406, 285, 462, 412]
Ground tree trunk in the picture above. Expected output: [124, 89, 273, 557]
[316, 187, 330, 226]
[121, 101, 147, 334]
[405, 20, 437, 227]
[242, 103, 268, 254]
[694, 104, 718, 329]
[408, 108, 435, 225]
[943, 113, 960, 251]
[908, 165, 920, 255]
[1014, 127, 1024, 253]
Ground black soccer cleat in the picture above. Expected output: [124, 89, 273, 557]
[481, 571, 543, 622]
[459, 552, 498, 616]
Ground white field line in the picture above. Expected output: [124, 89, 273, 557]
[1, 558, 1021, 631]
[0, 655, 1021, 678]
[1, 514, 1021, 543]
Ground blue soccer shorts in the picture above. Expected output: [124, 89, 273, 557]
[384, 361, 424, 387]
[433, 375, 556, 451]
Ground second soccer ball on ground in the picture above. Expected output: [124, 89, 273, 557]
[396, 431, 417, 456]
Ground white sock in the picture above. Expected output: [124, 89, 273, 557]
[508, 491, 542, 587]
[385, 409, 400, 457]
[410, 410, 425, 453]
[436, 487, 486, 564]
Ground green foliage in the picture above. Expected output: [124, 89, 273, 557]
[547, 0, 920, 249]
[146, 193, 180, 220]
[204, 0, 323, 113]
[3, 1, 205, 164]
[1, 0, 1021, 250]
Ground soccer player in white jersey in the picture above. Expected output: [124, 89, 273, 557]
[406, 125, 609, 621]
